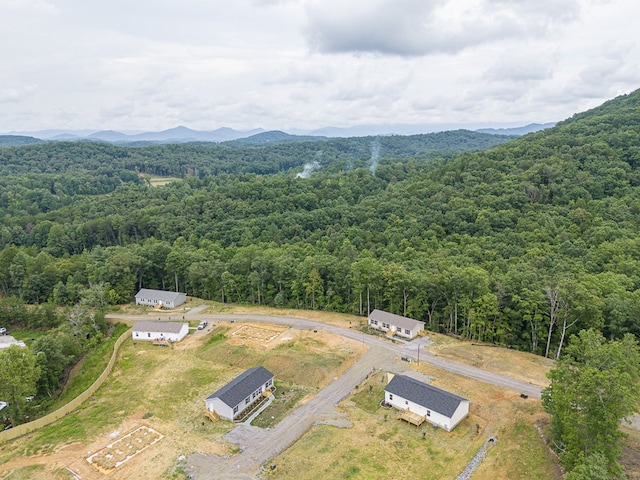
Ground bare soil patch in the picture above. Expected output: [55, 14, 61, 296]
[86, 425, 164, 473]
[271, 363, 562, 480]
[425, 332, 554, 387]
[0, 321, 364, 480]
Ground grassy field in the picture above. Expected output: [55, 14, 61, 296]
[140, 174, 181, 187]
[268, 365, 562, 480]
[0, 321, 365, 480]
[4, 302, 637, 479]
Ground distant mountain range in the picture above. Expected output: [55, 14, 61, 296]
[475, 122, 556, 136]
[1, 122, 556, 146]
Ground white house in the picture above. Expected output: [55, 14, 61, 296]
[368, 309, 425, 339]
[132, 321, 189, 343]
[135, 288, 186, 309]
[384, 374, 469, 431]
[0, 336, 26, 350]
[205, 366, 275, 421]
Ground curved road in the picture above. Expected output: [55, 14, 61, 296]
[109, 311, 640, 477]
[108, 311, 552, 478]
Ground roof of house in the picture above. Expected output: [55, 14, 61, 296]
[369, 309, 423, 330]
[385, 374, 468, 418]
[135, 288, 185, 303]
[206, 366, 274, 408]
[133, 321, 186, 334]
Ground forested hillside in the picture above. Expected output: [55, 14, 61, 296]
[1, 90, 640, 358]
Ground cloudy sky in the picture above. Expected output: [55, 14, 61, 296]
[2, 0, 640, 134]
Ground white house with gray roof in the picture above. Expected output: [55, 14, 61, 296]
[132, 321, 189, 343]
[135, 288, 186, 309]
[368, 309, 424, 339]
[205, 366, 275, 421]
[384, 374, 469, 431]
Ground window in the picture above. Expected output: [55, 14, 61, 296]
[426, 410, 431, 417]
[382, 323, 389, 328]
[405, 329, 411, 335]
[233, 406, 238, 414]
[405, 400, 408, 405]
[371, 319, 378, 325]
[147, 333, 151, 338]
[389, 394, 393, 400]
[245, 397, 250, 405]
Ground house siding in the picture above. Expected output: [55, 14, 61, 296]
[131, 323, 189, 343]
[135, 289, 186, 308]
[368, 310, 424, 339]
[385, 391, 469, 431]
[205, 368, 275, 421]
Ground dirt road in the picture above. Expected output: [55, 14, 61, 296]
[107, 311, 546, 478]
[106, 311, 640, 479]
[184, 345, 424, 479]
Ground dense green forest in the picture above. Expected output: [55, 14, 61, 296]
[2, 91, 640, 362]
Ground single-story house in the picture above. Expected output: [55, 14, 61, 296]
[368, 309, 424, 339]
[132, 321, 189, 343]
[384, 374, 469, 431]
[0, 336, 26, 350]
[205, 366, 275, 421]
[135, 288, 186, 309]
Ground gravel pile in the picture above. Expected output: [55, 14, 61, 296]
[456, 436, 497, 480]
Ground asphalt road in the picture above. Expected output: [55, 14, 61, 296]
[106, 311, 640, 478]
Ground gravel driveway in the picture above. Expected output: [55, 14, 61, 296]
[106, 311, 637, 479]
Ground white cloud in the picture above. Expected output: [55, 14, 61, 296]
[0, 0, 639, 132]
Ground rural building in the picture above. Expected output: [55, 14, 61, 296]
[131, 321, 189, 343]
[205, 366, 275, 421]
[368, 309, 424, 339]
[135, 288, 186, 309]
[0, 336, 26, 350]
[384, 374, 469, 431]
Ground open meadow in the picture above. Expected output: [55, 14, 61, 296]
[0, 319, 365, 480]
[2, 303, 640, 479]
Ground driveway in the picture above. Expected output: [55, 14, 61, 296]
[105, 311, 636, 478]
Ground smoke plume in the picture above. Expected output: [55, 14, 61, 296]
[369, 138, 381, 176]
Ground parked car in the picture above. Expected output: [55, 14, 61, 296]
[0, 327, 6, 335]
[197, 321, 208, 330]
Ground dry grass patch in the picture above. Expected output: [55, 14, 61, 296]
[203, 303, 365, 329]
[270, 364, 562, 480]
[0, 323, 365, 480]
[425, 332, 554, 386]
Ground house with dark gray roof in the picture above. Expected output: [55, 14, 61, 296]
[132, 320, 189, 343]
[384, 374, 469, 431]
[205, 366, 275, 421]
[368, 309, 424, 339]
[135, 288, 186, 309]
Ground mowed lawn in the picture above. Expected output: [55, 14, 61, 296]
[270, 365, 562, 480]
[0, 325, 364, 479]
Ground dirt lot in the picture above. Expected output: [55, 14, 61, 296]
[0, 321, 364, 480]
[3, 303, 632, 479]
[424, 332, 554, 387]
[270, 360, 563, 480]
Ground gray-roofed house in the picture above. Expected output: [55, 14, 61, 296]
[132, 321, 189, 343]
[205, 366, 275, 421]
[135, 288, 186, 309]
[384, 374, 469, 431]
[368, 309, 424, 339]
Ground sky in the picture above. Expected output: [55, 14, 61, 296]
[2, 0, 640, 134]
